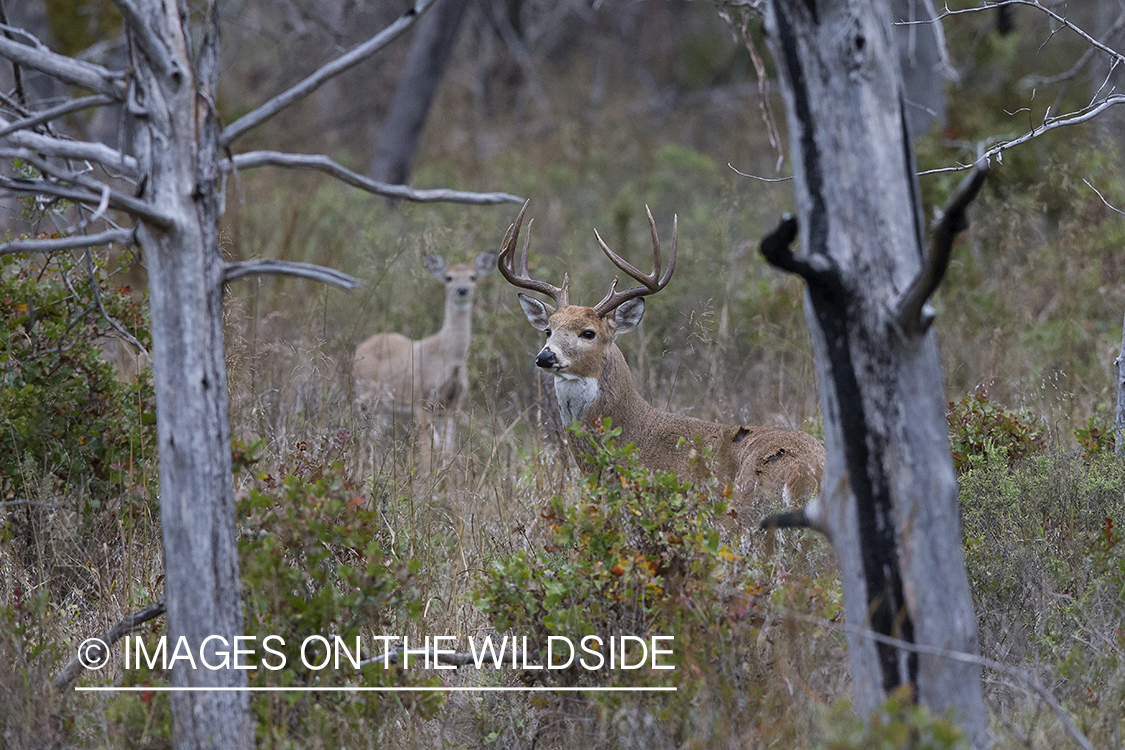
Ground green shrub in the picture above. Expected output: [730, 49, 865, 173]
[237, 442, 441, 743]
[0, 250, 155, 510]
[817, 687, 969, 750]
[1074, 413, 1116, 460]
[947, 390, 1046, 472]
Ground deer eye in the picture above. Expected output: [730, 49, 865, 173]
[445, 275, 453, 282]
[470, 274, 478, 281]
[580, 330, 596, 340]
[544, 328, 552, 337]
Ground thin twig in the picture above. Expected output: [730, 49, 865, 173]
[1083, 178, 1125, 217]
[0, 95, 116, 139]
[919, 94, 1125, 175]
[727, 162, 792, 182]
[227, 151, 522, 205]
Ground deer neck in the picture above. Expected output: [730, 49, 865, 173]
[437, 295, 473, 359]
[554, 343, 653, 429]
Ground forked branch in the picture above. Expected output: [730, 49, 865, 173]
[591, 206, 677, 318]
[496, 199, 570, 308]
[0, 34, 126, 99]
[894, 163, 989, 336]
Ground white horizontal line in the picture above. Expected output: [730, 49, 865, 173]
[75, 686, 677, 693]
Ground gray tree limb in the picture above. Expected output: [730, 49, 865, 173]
[223, 259, 359, 289]
[0, 227, 134, 256]
[0, 175, 172, 228]
[52, 599, 166, 692]
[220, 0, 439, 146]
[894, 163, 989, 336]
[0, 32, 126, 99]
[0, 95, 116, 138]
[0, 122, 138, 175]
[228, 150, 522, 204]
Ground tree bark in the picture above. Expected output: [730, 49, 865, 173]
[368, 0, 472, 184]
[762, 0, 988, 745]
[130, 1, 250, 747]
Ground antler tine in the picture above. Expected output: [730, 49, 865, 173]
[591, 208, 678, 317]
[497, 200, 569, 308]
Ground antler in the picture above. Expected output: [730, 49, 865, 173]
[591, 206, 677, 318]
[497, 199, 570, 308]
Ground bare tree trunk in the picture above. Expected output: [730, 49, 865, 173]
[761, 0, 988, 745]
[890, 0, 948, 138]
[131, 2, 249, 747]
[368, 0, 472, 184]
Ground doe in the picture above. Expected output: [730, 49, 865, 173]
[353, 251, 496, 452]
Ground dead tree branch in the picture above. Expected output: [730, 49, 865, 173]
[0, 227, 134, 256]
[758, 213, 842, 292]
[894, 162, 989, 335]
[0, 95, 116, 138]
[223, 259, 359, 290]
[0, 33, 126, 99]
[220, 0, 439, 146]
[920, 95, 1125, 175]
[0, 175, 172, 228]
[228, 151, 522, 204]
[52, 599, 166, 692]
[0, 118, 138, 175]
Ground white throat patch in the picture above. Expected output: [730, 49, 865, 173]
[554, 375, 599, 425]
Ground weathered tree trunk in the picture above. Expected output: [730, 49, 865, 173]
[130, 2, 249, 747]
[368, 0, 471, 184]
[762, 0, 988, 745]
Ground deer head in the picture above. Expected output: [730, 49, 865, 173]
[498, 200, 677, 380]
[424, 251, 497, 311]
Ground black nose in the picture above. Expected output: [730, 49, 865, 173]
[535, 349, 557, 369]
[456, 286, 469, 297]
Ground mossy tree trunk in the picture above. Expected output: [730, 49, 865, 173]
[761, 0, 989, 745]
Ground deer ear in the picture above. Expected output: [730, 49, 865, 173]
[518, 293, 554, 331]
[474, 252, 498, 276]
[607, 298, 644, 335]
[423, 254, 446, 280]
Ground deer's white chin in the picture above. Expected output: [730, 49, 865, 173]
[554, 376, 599, 424]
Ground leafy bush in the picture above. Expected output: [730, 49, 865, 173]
[947, 390, 1046, 471]
[237, 441, 440, 743]
[0, 250, 155, 510]
[1074, 413, 1116, 461]
[817, 687, 968, 750]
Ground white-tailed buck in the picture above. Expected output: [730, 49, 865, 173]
[499, 201, 825, 523]
[353, 252, 496, 449]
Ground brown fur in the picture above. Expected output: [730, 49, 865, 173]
[525, 303, 825, 525]
[353, 253, 494, 423]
